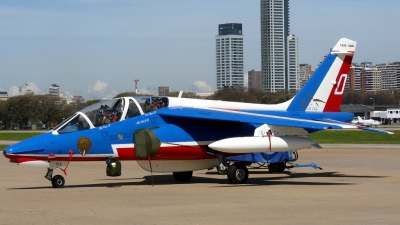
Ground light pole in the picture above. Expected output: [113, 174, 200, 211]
[134, 79, 139, 95]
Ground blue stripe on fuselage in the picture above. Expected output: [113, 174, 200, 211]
[286, 53, 337, 111]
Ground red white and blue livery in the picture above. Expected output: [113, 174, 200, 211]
[3, 38, 393, 187]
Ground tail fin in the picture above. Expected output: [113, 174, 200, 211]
[287, 38, 356, 112]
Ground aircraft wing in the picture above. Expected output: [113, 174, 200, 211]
[157, 107, 393, 134]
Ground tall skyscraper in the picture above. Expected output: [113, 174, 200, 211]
[260, 0, 299, 92]
[216, 23, 244, 91]
[287, 34, 299, 90]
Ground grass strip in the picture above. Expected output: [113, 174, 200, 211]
[309, 130, 400, 144]
[0, 132, 43, 141]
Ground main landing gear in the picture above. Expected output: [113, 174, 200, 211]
[227, 163, 249, 184]
[214, 153, 249, 184]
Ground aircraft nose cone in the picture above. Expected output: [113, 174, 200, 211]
[3, 146, 9, 158]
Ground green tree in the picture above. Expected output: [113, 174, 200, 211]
[114, 92, 137, 98]
[6, 95, 34, 129]
[29, 95, 64, 127]
[166, 91, 198, 98]
[0, 100, 11, 129]
[342, 90, 364, 104]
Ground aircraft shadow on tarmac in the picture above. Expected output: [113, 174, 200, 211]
[8, 170, 386, 190]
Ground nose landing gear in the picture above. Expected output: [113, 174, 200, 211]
[44, 168, 66, 188]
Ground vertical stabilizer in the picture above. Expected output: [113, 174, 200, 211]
[286, 38, 356, 112]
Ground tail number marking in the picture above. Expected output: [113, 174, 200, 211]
[334, 74, 347, 95]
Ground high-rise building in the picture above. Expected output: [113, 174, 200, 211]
[216, 23, 244, 91]
[363, 67, 382, 92]
[287, 34, 299, 90]
[346, 64, 363, 91]
[260, 0, 299, 92]
[49, 84, 60, 96]
[248, 70, 262, 90]
[376, 63, 398, 91]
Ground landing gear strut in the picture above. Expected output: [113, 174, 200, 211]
[44, 168, 53, 181]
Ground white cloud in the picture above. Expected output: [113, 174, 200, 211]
[87, 80, 114, 99]
[88, 80, 108, 93]
[26, 82, 41, 94]
[8, 86, 21, 96]
[192, 80, 214, 93]
[7, 82, 42, 97]
[139, 87, 153, 95]
[60, 90, 73, 100]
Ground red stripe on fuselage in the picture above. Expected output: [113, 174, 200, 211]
[5, 145, 218, 162]
[116, 145, 215, 160]
[323, 55, 353, 112]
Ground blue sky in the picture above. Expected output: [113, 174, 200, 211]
[1, 0, 399, 100]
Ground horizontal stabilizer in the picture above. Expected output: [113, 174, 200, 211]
[358, 126, 394, 134]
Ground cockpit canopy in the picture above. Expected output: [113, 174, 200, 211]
[53, 96, 169, 134]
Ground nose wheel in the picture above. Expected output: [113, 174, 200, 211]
[51, 175, 65, 188]
[45, 168, 66, 188]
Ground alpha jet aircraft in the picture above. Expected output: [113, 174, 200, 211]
[3, 38, 393, 188]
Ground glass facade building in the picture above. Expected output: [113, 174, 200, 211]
[216, 23, 244, 90]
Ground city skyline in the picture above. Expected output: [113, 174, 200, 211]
[1, 1, 399, 100]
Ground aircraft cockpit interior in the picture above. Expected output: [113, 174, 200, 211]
[133, 96, 169, 113]
[52, 96, 169, 134]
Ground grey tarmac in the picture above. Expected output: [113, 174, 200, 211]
[1, 144, 400, 225]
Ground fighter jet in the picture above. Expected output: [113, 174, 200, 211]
[3, 38, 393, 188]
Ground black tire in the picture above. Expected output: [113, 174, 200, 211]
[227, 164, 249, 184]
[268, 162, 286, 173]
[51, 175, 65, 188]
[173, 171, 193, 182]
